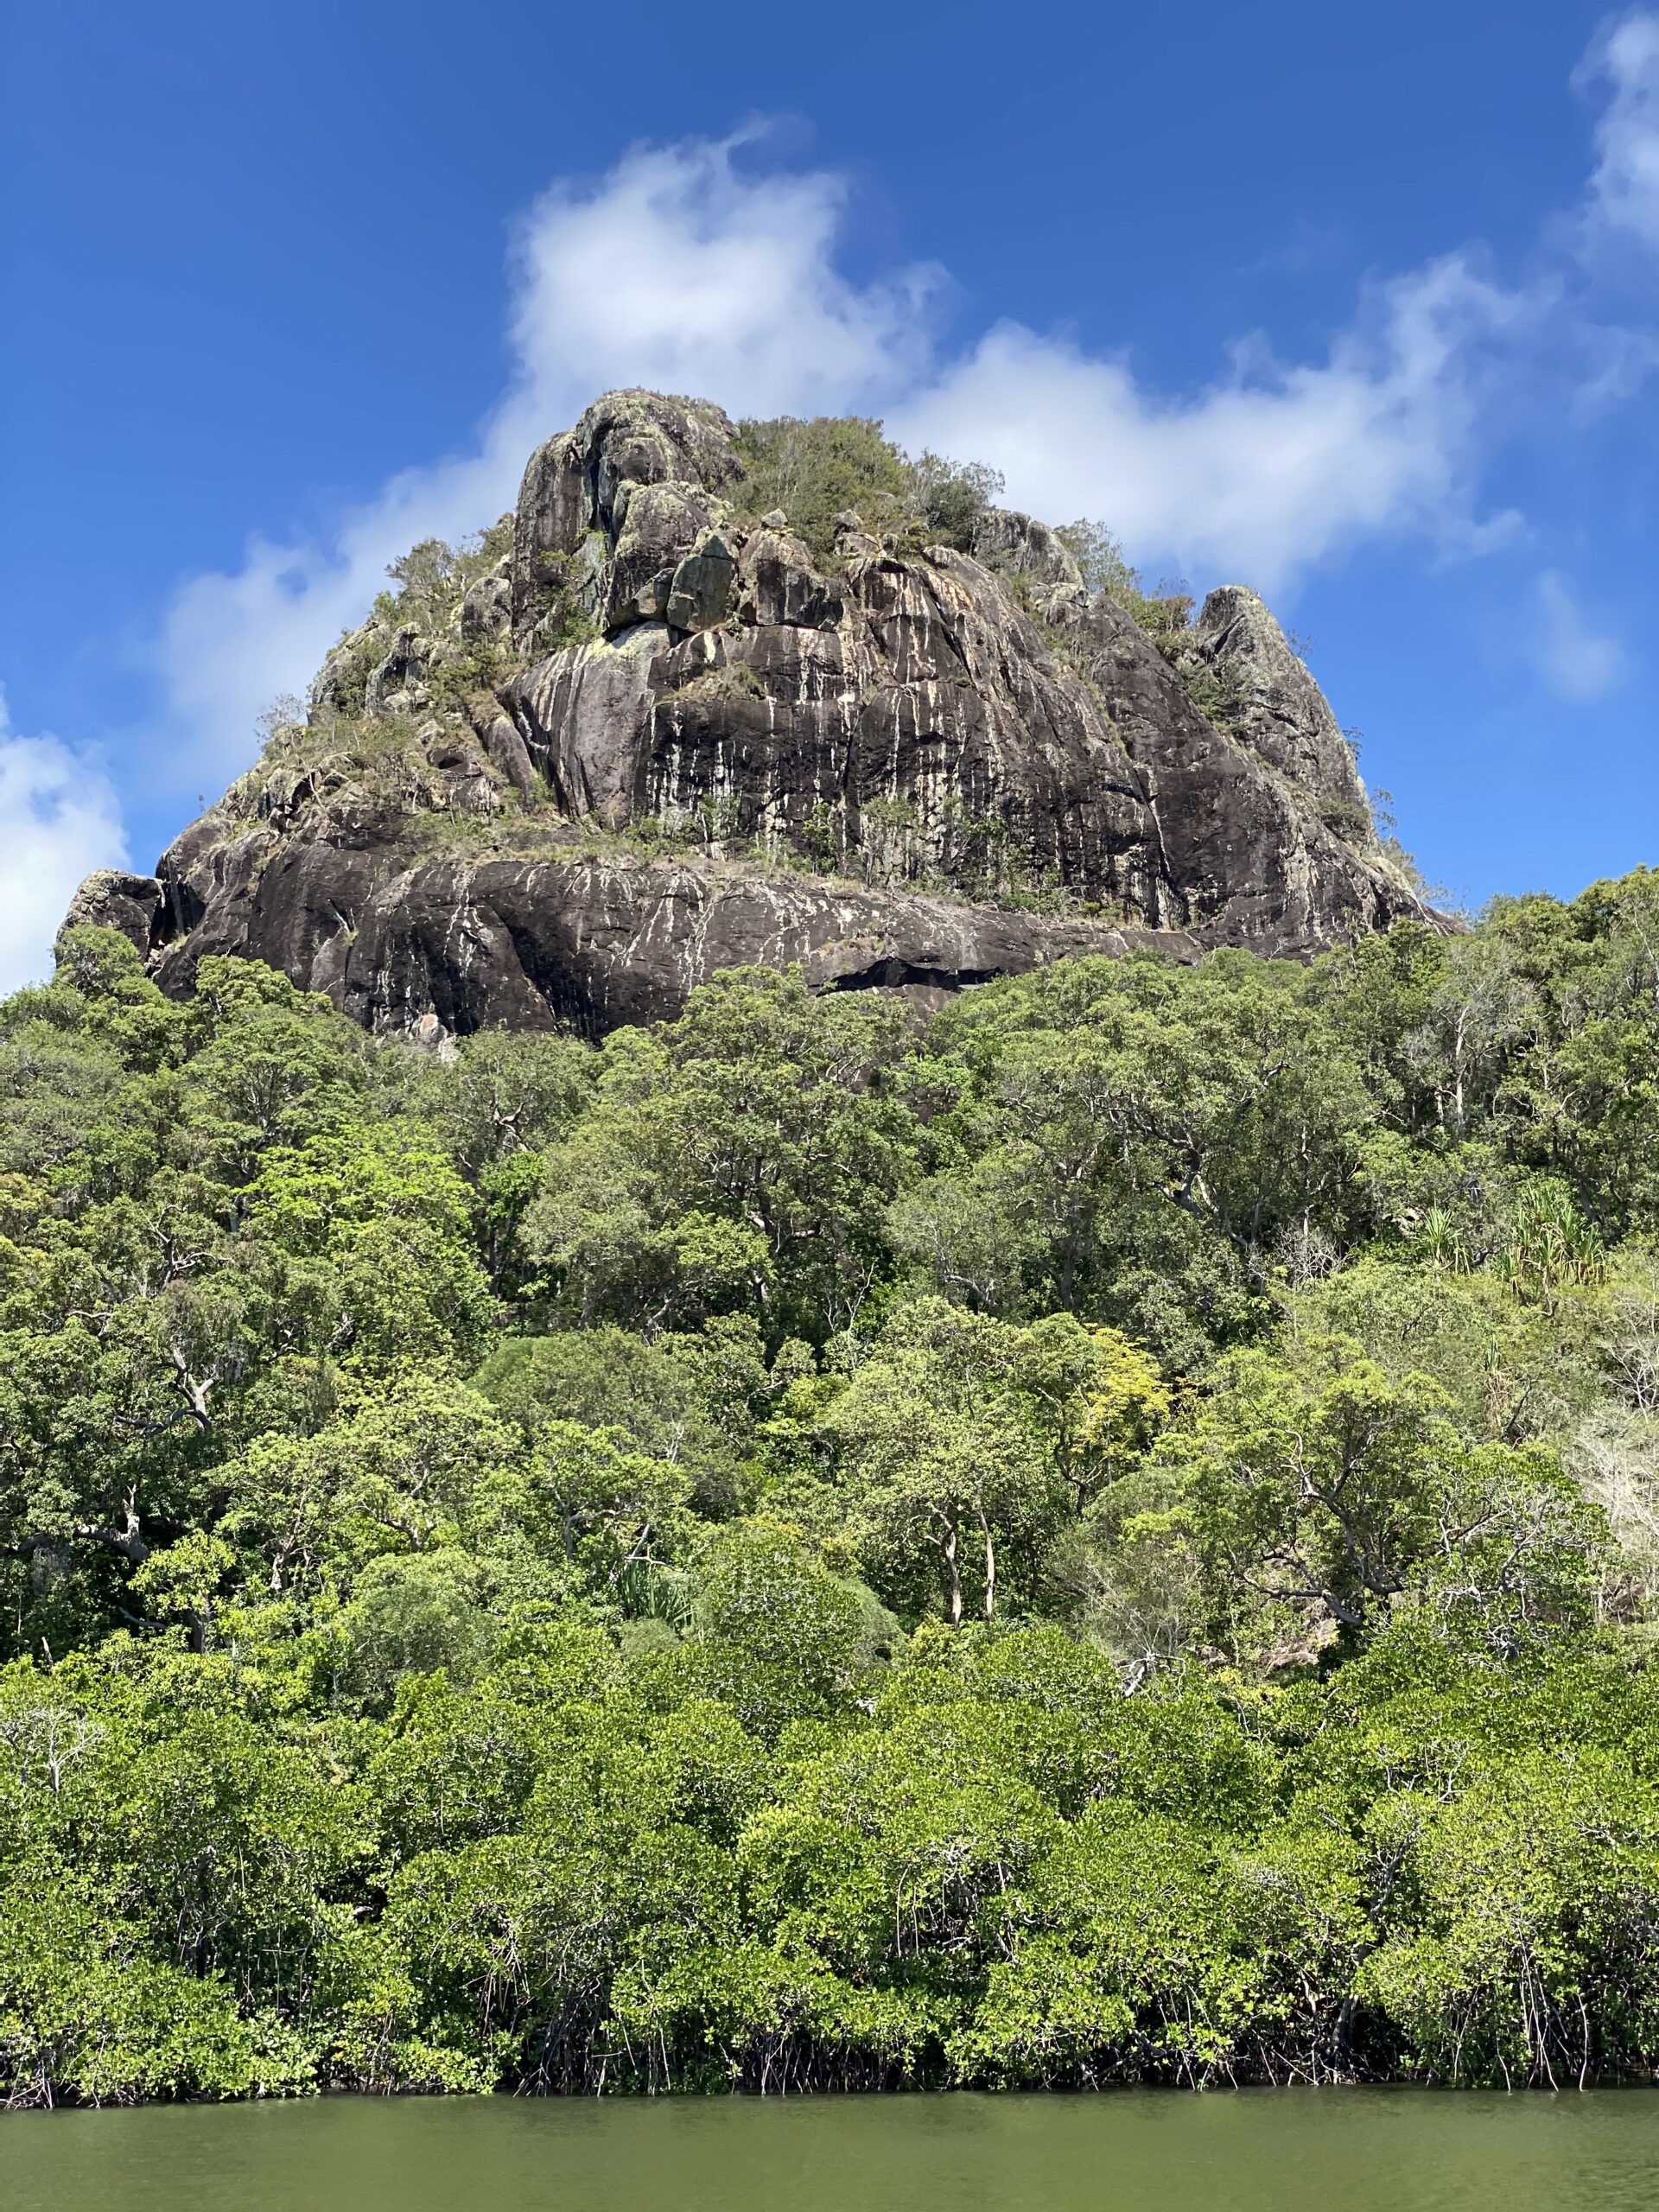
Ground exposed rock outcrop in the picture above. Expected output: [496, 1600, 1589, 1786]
[65, 390, 1433, 1038]
[1188, 585, 1370, 830]
[60, 870, 165, 957]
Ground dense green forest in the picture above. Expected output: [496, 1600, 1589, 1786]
[4, 876, 1659, 2104]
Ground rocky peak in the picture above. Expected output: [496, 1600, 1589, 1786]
[512, 391, 745, 646]
[970, 507, 1086, 595]
[1187, 585, 1370, 831]
[64, 391, 1437, 1040]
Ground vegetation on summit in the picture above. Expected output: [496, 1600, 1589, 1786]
[728, 413, 1006, 558]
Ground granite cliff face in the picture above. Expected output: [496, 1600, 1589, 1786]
[66, 391, 1433, 1038]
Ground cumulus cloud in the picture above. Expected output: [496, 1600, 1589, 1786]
[0, 688, 127, 995]
[894, 256, 1523, 588]
[149, 18, 1659, 792]
[158, 137, 936, 788]
[1529, 569, 1628, 702]
[151, 146, 1519, 780]
[505, 136, 936, 423]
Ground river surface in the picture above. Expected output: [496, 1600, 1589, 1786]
[3, 2090, 1657, 2211]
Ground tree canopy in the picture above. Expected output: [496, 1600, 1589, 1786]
[4, 874, 1659, 2101]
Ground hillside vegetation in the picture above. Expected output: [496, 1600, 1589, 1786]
[3, 874, 1659, 2101]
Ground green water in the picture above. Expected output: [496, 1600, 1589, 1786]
[3, 2092, 1658, 2212]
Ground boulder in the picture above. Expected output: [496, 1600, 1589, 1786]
[664, 533, 735, 633]
[59, 869, 162, 957]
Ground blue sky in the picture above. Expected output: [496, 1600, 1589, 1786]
[3, 0, 1655, 987]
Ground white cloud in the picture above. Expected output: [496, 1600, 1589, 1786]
[1529, 569, 1627, 702]
[157, 137, 936, 789]
[1580, 10, 1659, 245]
[152, 146, 1518, 777]
[505, 135, 936, 423]
[149, 22, 1659, 796]
[0, 688, 128, 995]
[893, 255, 1523, 588]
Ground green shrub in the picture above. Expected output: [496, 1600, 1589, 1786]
[732, 417, 1004, 559]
